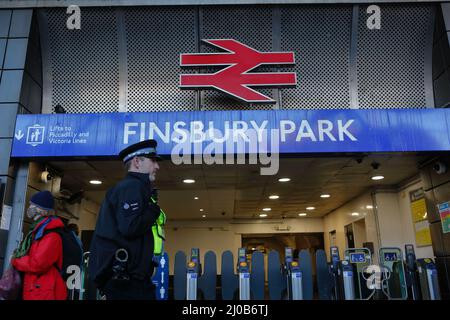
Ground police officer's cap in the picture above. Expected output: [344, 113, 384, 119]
[119, 139, 162, 163]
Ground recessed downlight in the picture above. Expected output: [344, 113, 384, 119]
[89, 180, 102, 185]
[183, 179, 196, 184]
[259, 214, 268, 218]
[298, 213, 307, 217]
[320, 194, 331, 198]
[269, 195, 279, 200]
[306, 207, 315, 210]
[371, 175, 384, 181]
[278, 178, 291, 182]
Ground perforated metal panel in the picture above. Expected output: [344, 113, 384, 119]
[280, 5, 352, 109]
[44, 8, 120, 113]
[125, 8, 197, 112]
[40, 5, 435, 113]
[357, 4, 434, 109]
[200, 6, 275, 110]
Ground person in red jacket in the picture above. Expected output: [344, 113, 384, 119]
[11, 190, 67, 300]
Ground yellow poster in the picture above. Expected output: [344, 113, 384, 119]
[414, 220, 432, 247]
[409, 189, 432, 247]
[411, 198, 427, 222]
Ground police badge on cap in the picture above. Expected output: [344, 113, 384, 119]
[119, 139, 162, 163]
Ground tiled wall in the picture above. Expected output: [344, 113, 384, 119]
[0, 9, 40, 275]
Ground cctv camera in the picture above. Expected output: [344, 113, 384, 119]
[433, 161, 447, 175]
[53, 104, 66, 114]
[40, 171, 53, 183]
[371, 162, 380, 170]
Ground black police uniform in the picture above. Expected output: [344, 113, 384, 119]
[88, 140, 161, 300]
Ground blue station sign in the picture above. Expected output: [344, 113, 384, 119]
[11, 109, 450, 158]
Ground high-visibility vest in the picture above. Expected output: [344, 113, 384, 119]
[151, 198, 166, 256]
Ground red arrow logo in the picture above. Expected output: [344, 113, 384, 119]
[179, 39, 297, 103]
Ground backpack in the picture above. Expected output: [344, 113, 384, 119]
[43, 227, 84, 283]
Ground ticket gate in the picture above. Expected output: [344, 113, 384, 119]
[341, 258, 355, 300]
[417, 258, 441, 300]
[316, 246, 347, 300]
[79, 252, 90, 300]
[378, 247, 408, 300]
[403, 244, 441, 300]
[315, 249, 332, 300]
[404, 244, 421, 300]
[268, 248, 312, 300]
[186, 248, 201, 300]
[343, 248, 374, 300]
[237, 248, 251, 300]
[329, 246, 344, 300]
[221, 249, 265, 300]
[174, 248, 217, 300]
[284, 247, 303, 300]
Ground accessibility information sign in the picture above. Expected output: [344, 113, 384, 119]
[11, 109, 450, 158]
[151, 252, 169, 300]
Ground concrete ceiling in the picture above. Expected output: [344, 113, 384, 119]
[49, 153, 427, 220]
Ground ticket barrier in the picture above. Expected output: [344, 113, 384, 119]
[403, 244, 441, 300]
[284, 247, 303, 300]
[186, 248, 201, 300]
[79, 252, 90, 300]
[404, 244, 421, 300]
[316, 246, 349, 300]
[174, 248, 217, 300]
[343, 248, 374, 300]
[417, 258, 441, 300]
[268, 248, 312, 300]
[221, 248, 265, 300]
[237, 248, 250, 300]
[378, 247, 408, 300]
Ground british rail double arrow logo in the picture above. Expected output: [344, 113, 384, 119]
[179, 39, 297, 103]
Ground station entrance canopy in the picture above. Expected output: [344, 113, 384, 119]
[10, 109, 450, 158]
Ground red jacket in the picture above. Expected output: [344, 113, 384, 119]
[12, 216, 67, 300]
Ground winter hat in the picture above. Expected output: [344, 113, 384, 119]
[30, 190, 54, 211]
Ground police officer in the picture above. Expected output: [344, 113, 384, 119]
[89, 139, 162, 300]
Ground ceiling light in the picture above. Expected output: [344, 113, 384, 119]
[259, 214, 268, 218]
[366, 205, 373, 209]
[183, 179, 195, 184]
[202, 215, 206, 218]
[194, 196, 199, 200]
[278, 178, 291, 182]
[320, 194, 331, 198]
[306, 207, 315, 210]
[371, 175, 384, 181]
[200, 209, 204, 212]
[269, 195, 279, 200]
[352, 212, 360, 216]
[262, 208, 271, 211]
[298, 213, 307, 217]
[89, 180, 102, 185]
